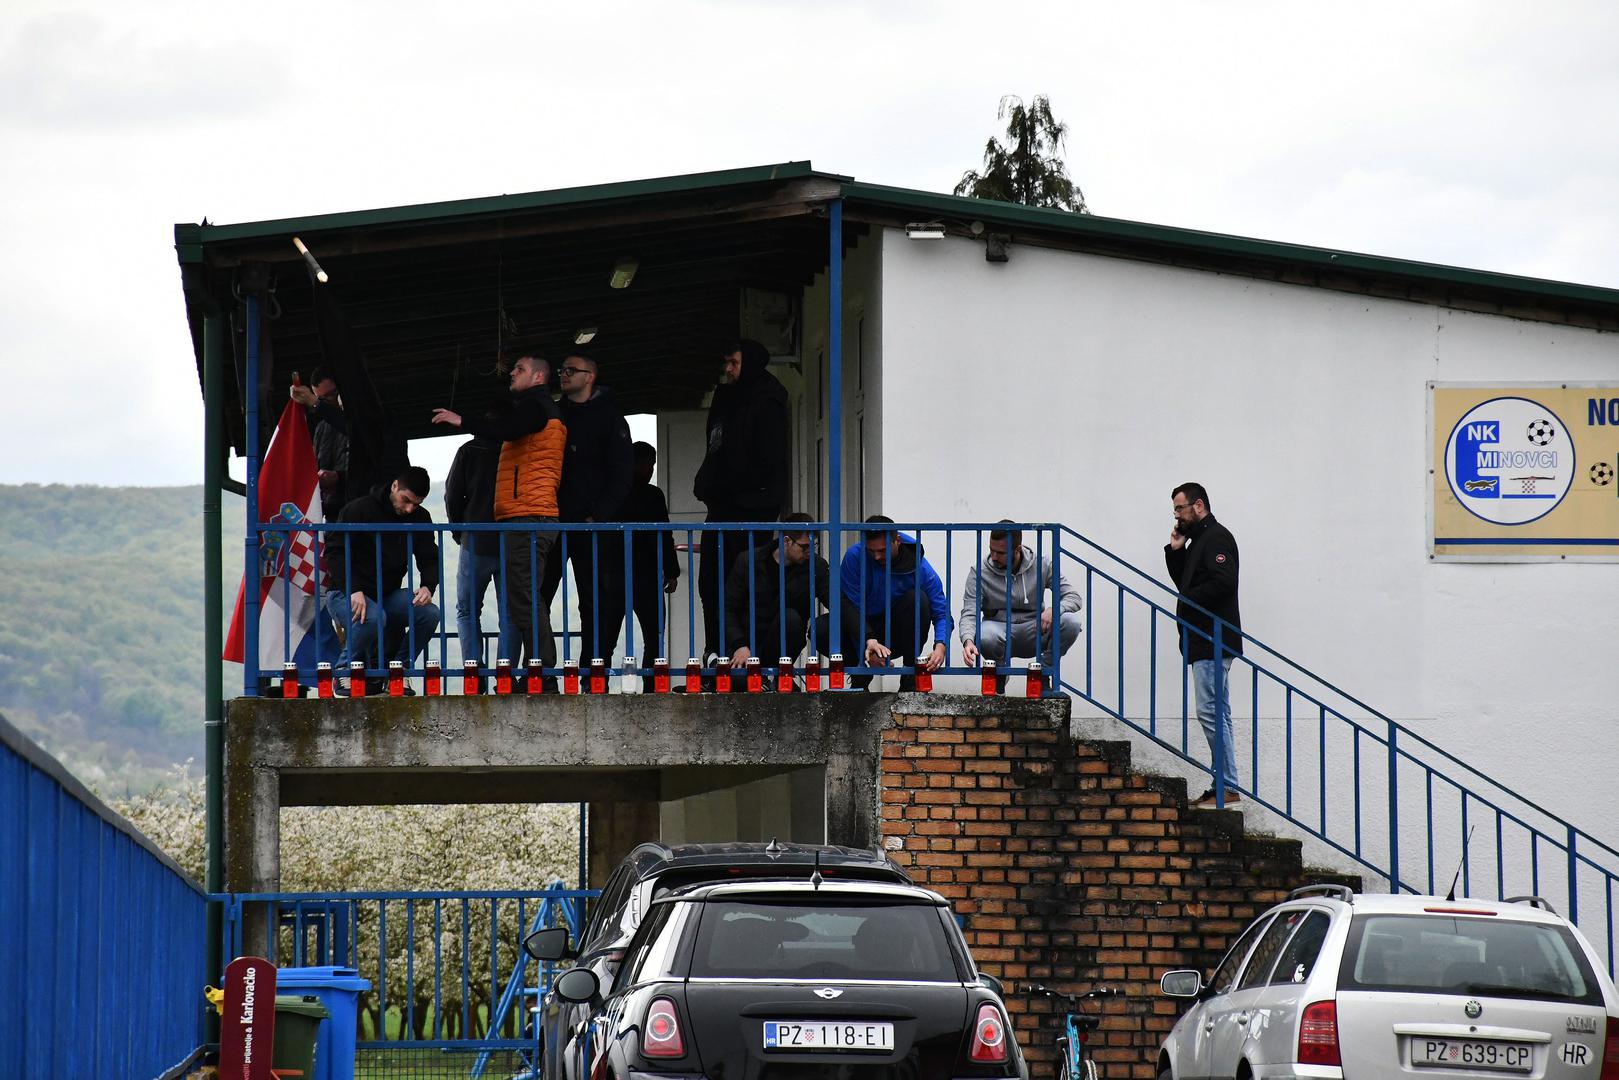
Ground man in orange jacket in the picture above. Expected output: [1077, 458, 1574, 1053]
[432, 355, 567, 673]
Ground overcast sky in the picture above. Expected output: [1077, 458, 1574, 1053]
[2, 0, 1615, 486]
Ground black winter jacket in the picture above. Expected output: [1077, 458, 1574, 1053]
[694, 355, 790, 520]
[723, 542, 832, 655]
[1164, 515, 1242, 662]
[444, 436, 501, 555]
[331, 484, 441, 598]
[622, 482, 681, 591]
[557, 388, 633, 523]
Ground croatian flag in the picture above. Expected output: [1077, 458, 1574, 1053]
[224, 398, 326, 671]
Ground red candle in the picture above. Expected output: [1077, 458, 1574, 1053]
[281, 662, 299, 699]
[589, 657, 607, 695]
[424, 661, 442, 697]
[495, 658, 512, 696]
[912, 656, 933, 693]
[745, 656, 763, 693]
[563, 659, 580, 695]
[1025, 662, 1044, 699]
[653, 658, 670, 694]
[828, 653, 845, 690]
[463, 660, 481, 696]
[527, 659, 544, 693]
[715, 658, 733, 694]
[349, 661, 367, 697]
[804, 655, 821, 693]
[387, 660, 404, 697]
[776, 656, 794, 693]
[685, 657, 701, 694]
[317, 662, 334, 699]
[981, 660, 998, 696]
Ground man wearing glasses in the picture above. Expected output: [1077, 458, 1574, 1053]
[1164, 482, 1243, 807]
[722, 512, 831, 670]
[543, 354, 634, 669]
[431, 354, 566, 680]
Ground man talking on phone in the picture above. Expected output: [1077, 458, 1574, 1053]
[1164, 482, 1242, 807]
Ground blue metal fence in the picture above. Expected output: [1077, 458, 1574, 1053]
[218, 885, 593, 1068]
[0, 713, 207, 1079]
[238, 515, 1619, 975]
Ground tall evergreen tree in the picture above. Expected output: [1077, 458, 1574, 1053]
[955, 95, 1089, 213]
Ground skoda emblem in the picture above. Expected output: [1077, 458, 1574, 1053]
[1464, 1000, 1483, 1019]
[814, 987, 843, 1000]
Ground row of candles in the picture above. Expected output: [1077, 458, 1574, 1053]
[281, 656, 1048, 699]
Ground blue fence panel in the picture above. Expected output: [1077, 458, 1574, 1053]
[218, 886, 595, 1063]
[0, 714, 207, 1080]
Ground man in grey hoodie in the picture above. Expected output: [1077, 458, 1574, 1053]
[959, 521, 1082, 671]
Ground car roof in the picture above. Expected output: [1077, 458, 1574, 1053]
[623, 841, 908, 880]
[669, 878, 949, 905]
[1276, 891, 1569, 926]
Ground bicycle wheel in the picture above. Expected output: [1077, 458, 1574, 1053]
[1055, 1038, 1072, 1080]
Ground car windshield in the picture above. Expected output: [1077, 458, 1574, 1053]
[690, 900, 962, 982]
[1339, 913, 1603, 1004]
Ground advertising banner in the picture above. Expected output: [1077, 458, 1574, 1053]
[1431, 383, 1619, 560]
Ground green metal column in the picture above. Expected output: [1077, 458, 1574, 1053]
[203, 310, 227, 1009]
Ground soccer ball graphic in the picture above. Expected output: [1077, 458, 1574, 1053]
[1592, 462, 1616, 487]
[1526, 418, 1555, 446]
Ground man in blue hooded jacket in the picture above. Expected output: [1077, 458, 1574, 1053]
[813, 515, 951, 689]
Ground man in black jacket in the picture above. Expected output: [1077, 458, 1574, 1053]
[623, 441, 680, 686]
[1164, 481, 1243, 806]
[444, 420, 501, 675]
[542, 354, 634, 665]
[695, 339, 790, 664]
[723, 513, 830, 668]
[324, 466, 442, 691]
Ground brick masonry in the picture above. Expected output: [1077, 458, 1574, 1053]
[880, 702, 1357, 1079]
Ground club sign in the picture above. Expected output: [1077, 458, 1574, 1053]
[219, 956, 277, 1080]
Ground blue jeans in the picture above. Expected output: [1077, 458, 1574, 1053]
[325, 589, 441, 671]
[455, 544, 501, 665]
[1192, 657, 1239, 788]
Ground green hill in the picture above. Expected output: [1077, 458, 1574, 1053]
[0, 484, 239, 793]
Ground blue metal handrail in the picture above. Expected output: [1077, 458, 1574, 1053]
[217, 886, 597, 1052]
[1054, 523, 1618, 976]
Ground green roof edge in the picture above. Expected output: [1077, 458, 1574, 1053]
[839, 181, 1619, 309]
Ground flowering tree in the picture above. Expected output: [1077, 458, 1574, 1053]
[111, 764, 581, 1039]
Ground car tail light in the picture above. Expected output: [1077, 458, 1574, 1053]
[1599, 1016, 1619, 1080]
[643, 997, 685, 1057]
[969, 1003, 1009, 1063]
[1298, 1000, 1340, 1066]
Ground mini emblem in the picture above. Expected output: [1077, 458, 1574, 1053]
[814, 987, 843, 999]
[1215, 553, 1227, 563]
[1464, 1000, 1483, 1019]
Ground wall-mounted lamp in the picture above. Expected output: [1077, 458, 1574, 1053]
[904, 222, 946, 240]
[574, 327, 598, 345]
[610, 257, 638, 289]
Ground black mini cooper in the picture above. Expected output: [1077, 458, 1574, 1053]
[534, 878, 1026, 1080]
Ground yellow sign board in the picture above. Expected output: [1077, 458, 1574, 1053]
[1431, 383, 1619, 559]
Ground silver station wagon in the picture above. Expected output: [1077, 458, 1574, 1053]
[1155, 885, 1618, 1080]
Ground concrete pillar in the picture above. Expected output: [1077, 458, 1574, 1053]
[587, 801, 661, 889]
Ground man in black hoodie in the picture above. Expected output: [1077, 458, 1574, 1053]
[542, 354, 634, 666]
[1164, 481, 1243, 806]
[694, 339, 790, 663]
[323, 466, 442, 690]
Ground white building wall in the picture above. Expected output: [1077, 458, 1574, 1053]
[876, 229, 1619, 866]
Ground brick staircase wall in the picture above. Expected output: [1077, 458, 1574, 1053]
[879, 700, 1356, 1080]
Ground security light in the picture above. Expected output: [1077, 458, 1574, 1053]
[574, 327, 598, 345]
[610, 258, 638, 289]
[905, 222, 946, 240]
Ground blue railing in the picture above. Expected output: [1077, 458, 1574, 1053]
[218, 884, 594, 1057]
[245, 519, 1072, 695]
[1054, 523, 1619, 977]
[1, 714, 207, 1079]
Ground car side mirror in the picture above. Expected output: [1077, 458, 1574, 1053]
[524, 926, 573, 962]
[978, 972, 1005, 996]
[1160, 970, 1203, 998]
[553, 966, 600, 1004]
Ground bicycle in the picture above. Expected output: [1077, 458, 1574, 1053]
[1019, 983, 1120, 1080]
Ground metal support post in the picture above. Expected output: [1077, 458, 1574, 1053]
[827, 199, 843, 655]
[203, 309, 226, 1029]
[242, 294, 262, 696]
